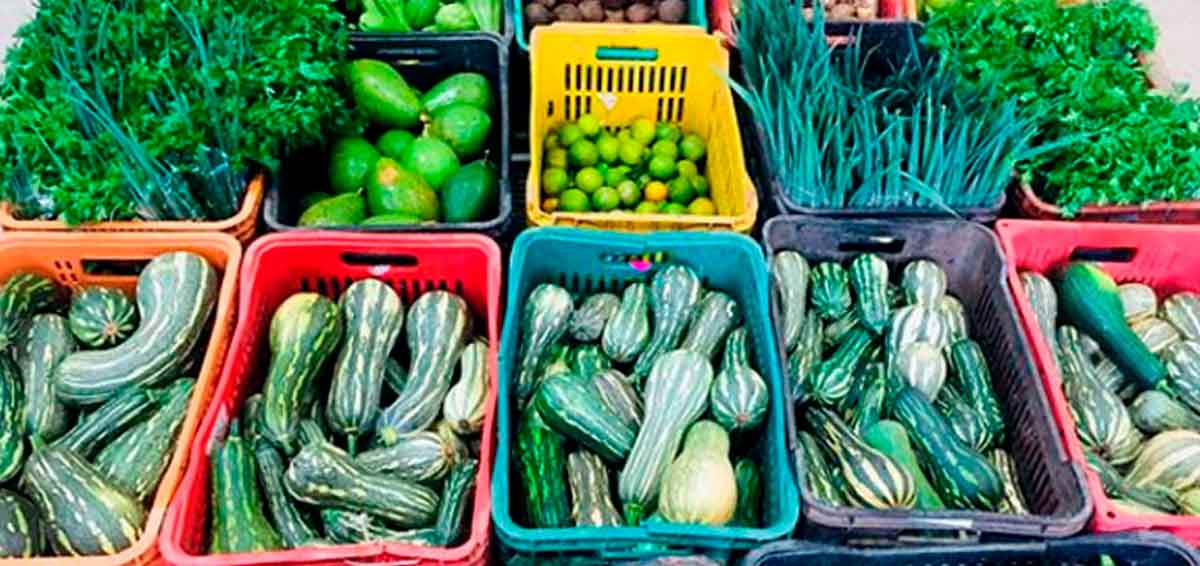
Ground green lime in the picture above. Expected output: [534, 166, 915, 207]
[655, 122, 681, 142]
[677, 159, 699, 179]
[559, 123, 584, 146]
[575, 167, 604, 193]
[680, 133, 707, 161]
[635, 201, 663, 214]
[604, 166, 628, 187]
[688, 197, 716, 215]
[542, 168, 569, 195]
[651, 139, 678, 160]
[568, 139, 599, 167]
[560, 189, 591, 212]
[618, 140, 644, 166]
[648, 155, 677, 180]
[691, 175, 710, 196]
[617, 180, 641, 207]
[617, 128, 634, 144]
[631, 118, 656, 145]
[546, 148, 568, 169]
[662, 202, 689, 215]
[592, 186, 621, 211]
[577, 113, 602, 138]
[637, 174, 652, 188]
[544, 133, 561, 151]
[596, 135, 620, 164]
[668, 176, 696, 204]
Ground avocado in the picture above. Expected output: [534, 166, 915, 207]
[301, 191, 335, 210]
[377, 129, 416, 160]
[328, 137, 380, 194]
[400, 137, 461, 190]
[441, 160, 500, 222]
[420, 72, 495, 115]
[361, 213, 423, 226]
[429, 103, 492, 159]
[404, 0, 440, 29]
[366, 157, 440, 221]
[298, 192, 367, 227]
[347, 60, 422, 129]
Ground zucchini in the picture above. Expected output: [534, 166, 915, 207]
[987, 449, 1029, 514]
[633, 265, 703, 380]
[567, 451, 622, 526]
[861, 420, 944, 511]
[568, 292, 620, 343]
[254, 439, 321, 548]
[0, 356, 23, 482]
[849, 253, 890, 334]
[516, 404, 570, 528]
[260, 293, 343, 452]
[721, 326, 750, 373]
[55, 252, 218, 405]
[888, 304, 949, 353]
[901, 260, 946, 306]
[620, 349, 714, 524]
[1085, 450, 1178, 513]
[431, 458, 478, 546]
[797, 431, 843, 505]
[773, 250, 810, 351]
[809, 408, 915, 510]
[851, 363, 886, 435]
[0, 272, 58, 353]
[710, 364, 769, 432]
[443, 338, 489, 434]
[210, 421, 283, 553]
[808, 325, 873, 406]
[1059, 327, 1143, 466]
[1179, 489, 1200, 516]
[891, 341, 946, 401]
[787, 312, 822, 402]
[936, 385, 995, 453]
[1125, 429, 1200, 492]
[67, 287, 137, 348]
[823, 312, 859, 351]
[0, 489, 41, 558]
[384, 357, 408, 396]
[732, 459, 762, 527]
[244, 393, 265, 442]
[534, 372, 636, 462]
[54, 387, 158, 458]
[18, 314, 75, 441]
[1130, 389, 1200, 434]
[658, 421, 738, 526]
[1119, 283, 1158, 325]
[356, 431, 453, 482]
[377, 290, 470, 442]
[515, 283, 574, 404]
[95, 378, 194, 500]
[1163, 292, 1200, 341]
[602, 282, 651, 364]
[939, 294, 969, 343]
[1162, 340, 1200, 416]
[810, 262, 851, 321]
[679, 291, 742, 361]
[590, 368, 642, 430]
[947, 339, 1006, 442]
[570, 344, 611, 377]
[1132, 317, 1181, 355]
[319, 509, 435, 545]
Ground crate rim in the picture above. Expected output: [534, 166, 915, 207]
[511, 5, 710, 52]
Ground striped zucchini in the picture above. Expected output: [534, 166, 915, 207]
[384, 358, 408, 396]
[18, 314, 75, 441]
[567, 451, 622, 526]
[1085, 450, 1178, 513]
[633, 265, 703, 380]
[570, 344, 611, 377]
[602, 283, 651, 364]
[210, 421, 283, 553]
[0, 356, 23, 482]
[244, 393, 265, 442]
[377, 290, 470, 443]
[436, 420, 469, 467]
[797, 430, 843, 505]
[21, 444, 145, 556]
[55, 252, 217, 405]
[620, 349, 714, 524]
[535, 372, 636, 462]
[517, 404, 570, 528]
[1132, 317, 1181, 355]
[988, 449, 1029, 514]
[849, 253, 890, 334]
[431, 458, 478, 546]
[809, 326, 874, 406]
[1179, 489, 1200, 516]
[591, 368, 643, 430]
[444, 338, 488, 434]
[96, 378, 195, 500]
[809, 408, 915, 510]
[1060, 326, 1127, 395]
[901, 260, 946, 306]
[947, 339, 1005, 441]
[773, 251, 810, 351]
[861, 420, 944, 510]
[710, 365, 768, 432]
[1059, 327, 1144, 465]
[939, 295, 969, 343]
[261, 293, 343, 453]
[1163, 292, 1200, 341]
[1119, 284, 1158, 325]
[328, 279, 405, 452]
[680, 291, 742, 361]
[810, 262, 851, 321]
[320, 509, 435, 545]
[937, 386, 994, 453]
[722, 326, 750, 373]
[254, 439, 321, 548]
[1162, 340, 1200, 415]
[0, 489, 41, 558]
[851, 363, 886, 435]
[823, 313, 859, 351]
[892, 341, 946, 401]
[1126, 429, 1200, 492]
[515, 284, 574, 403]
[54, 387, 158, 458]
[787, 312, 822, 402]
[68, 287, 137, 348]
[0, 272, 58, 353]
[355, 431, 454, 482]
[1130, 390, 1200, 434]
[732, 459, 762, 527]
[888, 304, 949, 353]
[568, 292, 620, 343]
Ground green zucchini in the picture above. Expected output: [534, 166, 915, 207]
[892, 341, 946, 401]
[1178, 489, 1200, 515]
[68, 287, 137, 348]
[55, 252, 217, 405]
[602, 283, 651, 364]
[810, 262, 851, 321]
[254, 439, 321, 548]
[1162, 340, 1200, 416]
[516, 404, 570, 528]
[327, 279, 405, 452]
[534, 372, 636, 462]
[937, 385, 995, 453]
[732, 458, 762, 527]
[987, 449, 1029, 514]
[436, 420, 470, 467]
[444, 338, 489, 434]
[680, 291, 742, 361]
[1059, 326, 1143, 466]
[0, 356, 23, 482]
[773, 250, 810, 351]
[939, 295, 969, 343]
[320, 509, 435, 545]
[96, 378, 194, 500]
[861, 420, 944, 511]
[0, 489, 41, 558]
[1126, 429, 1200, 492]
[1130, 389, 1200, 434]
[1132, 317, 1181, 355]
[0, 272, 58, 353]
[787, 312, 822, 402]
[947, 339, 1005, 442]
[384, 358, 408, 396]
[620, 349, 714, 524]
[849, 253, 890, 334]
[888, 304, 948, 353]
[721, 326, 750, 373]
[515, 283, 574, 404]
[569, 292, 620, 343]
[1119, 283, 1158, 325]
[658, 421, 738, 526]
[808, 326, 873, 406]
[851, 363, 886, 435]
[633, 265, 703, 380]
[567, 451, 622, 526]
[210, 421, 283, 553]
[809, 408, 915, 510]
[710, 364, 768, 432]
[356, 431, 454, 482]
[1022, 272, 1058, 348]
[570, 344, 611, 377]
[823, 312, 859, 351]
[901, 260, 946, 306]
[18, 314, 75, 441]
[798, 430, 843, 505]
[432, 458, 478, 546]
[55, 387, 158, 459]
[591, 368, 642, 430]
[244, 393, 265, 443]
[1163, 292, 1200, 341]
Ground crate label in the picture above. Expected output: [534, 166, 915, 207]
[598, 92, 618, 110]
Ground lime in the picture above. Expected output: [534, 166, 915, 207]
[662, 202, 689, 215]
[676, 159, 699, 179]
[644, 181, 668, 202]
[617, 180, 641, 207]
[544, 198, 560, 212]
[691, 175, 710, 196]
[559, 123, 584, 146]
[648, 155, 677, 180]
[575, 167, 604, 193]
[637, 174, 652, 188]
[688, 197, 716, 215]
[655, 122, 681, 142]
[592, 187, 621, 211]
[635, 201, 662, 214]
[568, 139, 599, 167]
[542, 168, 569, 195]
[560, 189, 591, 212]
[680, 134, 707, 161]
[617, 128, 634, 144]
[596, 135, 620, 164]
[651, 139, 679, 160]
[618, 140, 644, 166]
[544, 133, 561, 151]
[668, 176, 696, 204]
[631, 118, 656, 145]
[577, 113, 602, 138]
[546, 148, 568, 169]
[604, 166, 628, 187]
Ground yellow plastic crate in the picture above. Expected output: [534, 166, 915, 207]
[527, 24, 758, 233]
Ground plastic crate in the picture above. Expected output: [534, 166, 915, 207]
[525, 25, 758, 233]
[160, 232, 502, 566]
[1013, 180, 1200, 224]
[0, 232, 241, 566]
[708, 0, 919, 48]
[996, 219, 1200, 546]
[264, 36, 512, 237]
[763, 216, 1090, 543]
[513, 3, 708, 52]
[741, 532, 1200, 566]
[0, 173, 264, 245]
[493, 227, 798, 561]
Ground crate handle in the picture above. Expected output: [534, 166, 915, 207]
[1068, 246, 1137, 263]
[595, 46, 659, 62]
[835, 236, 906, 255]
[340, 252, 420, 268]
[81, 258, 151, 277]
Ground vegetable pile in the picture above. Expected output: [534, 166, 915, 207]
[925, 0, 1200, 215]
[523, 0, 688, 27]
[775, 251, 1027, 513]
[0, 252, 219, 558]
[539, 114, 716, 216]
[0, 0, 352, 224]
[207, 281, 485, 552]
[513, 265, 768, 529]
[299, 63, 501, 227]
[354, 0, 503, 33]
[1022, 263, 1200, 516]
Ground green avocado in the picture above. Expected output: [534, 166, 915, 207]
[361, 213, 423, 226]
[328, 137, 380, 194]
[404, 0, 440, 29]
[400, 137, 461, 190]
[298, 192, 367, 227]
[346, 59, 422, 129]
[441, 160, 500, 222]
[428, 103, 492, 159]
[377, 129, 416, 160]
[420, 72, 495, 115]
[301, 191, 334, 211]
[366, 157, 440, 220]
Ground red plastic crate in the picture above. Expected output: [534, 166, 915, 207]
[160, 232, 502, 566]
[997, 219, 1200, 546]
[1013, 181, 1200, 224]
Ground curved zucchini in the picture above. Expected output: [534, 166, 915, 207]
[95, 378, 195, 500]
[54, 387, 159, 459]
[602, 283, 651, 364]
[261, 293, 343, 453]
[535, 372, 636, 462]
[679, 291, 741, 361]
[18, 314, 75, 441]
[515, 284, 574, 404]
[798, 431, 843, 505]
[810, 408, 915, 510]
[444, 338, 489, 434]
[567, 451, 622, 526]
[773, 251, 809, 351]
[633, 265, 703, 380]
[591, 368, 642, 430]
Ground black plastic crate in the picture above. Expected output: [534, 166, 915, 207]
[762, 215, 1090, 543]
[264, 35, 512, 237]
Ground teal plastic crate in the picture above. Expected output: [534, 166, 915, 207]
[493, 227, 798, 561]
[512, 10, 709, 52]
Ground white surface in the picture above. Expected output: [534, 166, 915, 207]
[0, 0, 35, 74]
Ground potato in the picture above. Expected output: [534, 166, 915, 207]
[579, 0, 605, 20]
[657, 0, 685, 22]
